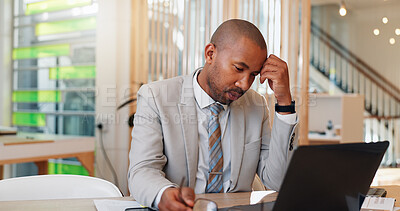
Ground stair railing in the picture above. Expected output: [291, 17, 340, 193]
[310, 22, 400, 166]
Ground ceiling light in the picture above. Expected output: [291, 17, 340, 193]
[389, 38, 395, 45]
[382, 17, 388, 24]
[339, 1, 347, 16]
[396, 28, 400, 36]
[373, 29, 380, 36]
[164, 1, 169, 7]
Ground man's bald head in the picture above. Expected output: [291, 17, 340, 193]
[210, 19, 267, 51]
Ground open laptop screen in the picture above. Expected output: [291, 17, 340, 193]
[273, 141, 389, 211]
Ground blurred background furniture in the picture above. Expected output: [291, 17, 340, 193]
[0, 133, 95, 179]
[308, 94, 364, 145]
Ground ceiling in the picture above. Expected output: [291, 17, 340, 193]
[311, 0, 400, 9]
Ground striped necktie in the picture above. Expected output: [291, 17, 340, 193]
[206, 103, 224, 193]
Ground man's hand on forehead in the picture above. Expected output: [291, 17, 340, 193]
[259, 54, 292, 105]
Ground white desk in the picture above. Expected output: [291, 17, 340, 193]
[0, 133, 95, 178]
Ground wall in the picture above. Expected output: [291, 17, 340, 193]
[0, 0, 12, 179]
[0, 0, 12, 126]
[95, 0, 132, 195]
[312, 3, 400, 90]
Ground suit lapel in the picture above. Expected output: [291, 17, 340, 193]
[177, 73, 198, 188]
[229, 103, 245, 191]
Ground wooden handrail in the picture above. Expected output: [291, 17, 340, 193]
[364, 115, 400, 120]
[311, 22, 400, 96]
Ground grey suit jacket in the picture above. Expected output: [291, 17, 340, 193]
[128, 71, 298, 207]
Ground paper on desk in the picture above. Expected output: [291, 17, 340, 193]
[361, 196, 395, 211]
[94, 199, 145, 211]
[250, 191, 276, 205]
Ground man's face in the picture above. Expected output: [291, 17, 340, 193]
[206, 37, 267, 105]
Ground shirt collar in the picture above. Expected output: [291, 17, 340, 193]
[193, 68, 228, 110]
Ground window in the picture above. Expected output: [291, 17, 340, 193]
[12, 0, 97, 175]
[146, 0, 281, 96]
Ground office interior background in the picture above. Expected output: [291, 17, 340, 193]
[0, 0, 399, 196]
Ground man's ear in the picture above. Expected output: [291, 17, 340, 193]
[204, 43, 216, 64]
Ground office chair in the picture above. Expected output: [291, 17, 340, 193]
[0, 174, 122, 201]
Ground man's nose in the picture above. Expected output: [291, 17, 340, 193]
[234, 75, 252, 91]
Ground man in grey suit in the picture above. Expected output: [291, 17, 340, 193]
[128, 19, 298, 211]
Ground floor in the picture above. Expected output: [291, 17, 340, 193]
[372, 168, 400, 186]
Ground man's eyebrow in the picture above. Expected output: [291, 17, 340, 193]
[236, 62, 249, 69]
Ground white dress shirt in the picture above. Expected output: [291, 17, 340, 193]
[153, 69, 296, 208]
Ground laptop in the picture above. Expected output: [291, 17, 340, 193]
[220, 141, 389, 211]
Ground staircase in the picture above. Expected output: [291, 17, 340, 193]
[310, 22, 400, 166]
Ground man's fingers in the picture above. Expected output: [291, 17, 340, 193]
[260, 61, 288, 84]
[265, 54, 287, 68]
[181, 187, 195, 207]
[261, 54, 292, 104]
[159, 188, 193, 211]
[268, 54, 279, 59]
[267, 54, 282, 61]
[268, 79, 274, 91]
[260, 64, 280, 83]
[265, 59, 286, 69]
[260, 69, 279, 84]
[262, 64, 281, 72]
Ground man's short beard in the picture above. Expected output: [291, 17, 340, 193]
[206, 64, 246, 105]
[206, 64, 230, 105]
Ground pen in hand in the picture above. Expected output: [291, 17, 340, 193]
[157, 177, 194, 210]
[178, 177, 189, 207]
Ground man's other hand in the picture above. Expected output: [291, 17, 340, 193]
[158, 187, 195, 211]
[260, 54, 292, 106]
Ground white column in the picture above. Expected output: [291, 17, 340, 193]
[0, 0, 13, 179]
[96, 0, 132, 195]
[0, 0, 12, 126]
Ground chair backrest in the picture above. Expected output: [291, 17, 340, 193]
[0, 174, 122, 201]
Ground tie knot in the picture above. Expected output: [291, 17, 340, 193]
[209, 103, 224, 117]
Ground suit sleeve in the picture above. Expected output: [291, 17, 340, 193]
[257, 97, 298, 191]
[127, 85, 177, 207]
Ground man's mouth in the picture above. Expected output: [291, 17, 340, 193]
[227, 91, 242, 101]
